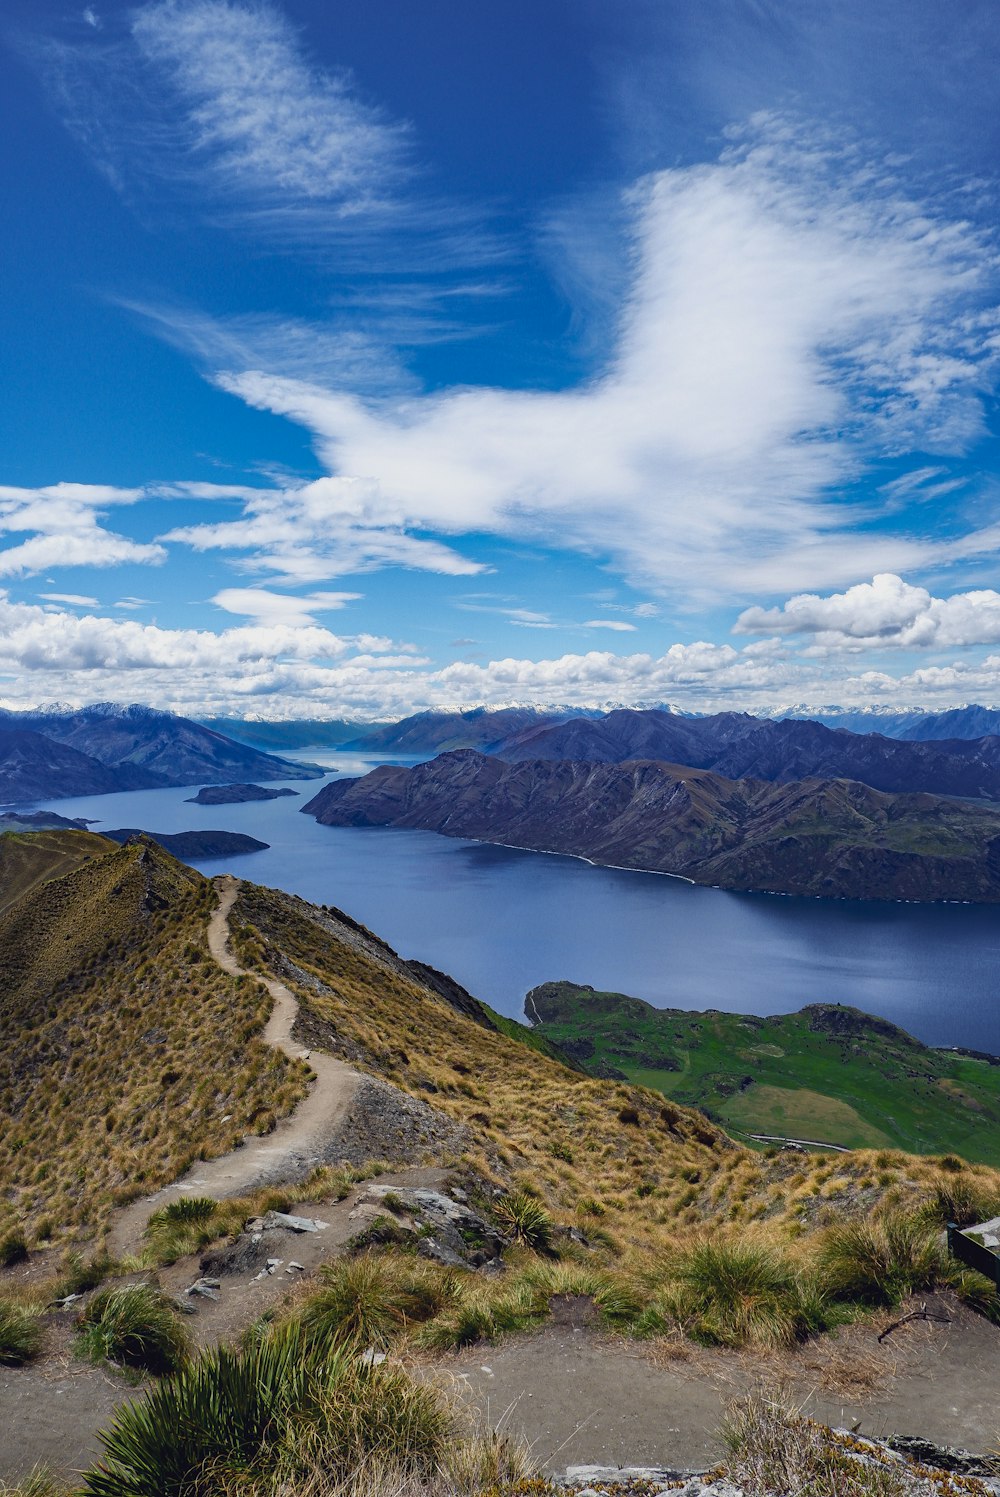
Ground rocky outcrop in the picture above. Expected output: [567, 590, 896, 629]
[314, 1074, 471, 1169]
[302, 750, 1000, 902]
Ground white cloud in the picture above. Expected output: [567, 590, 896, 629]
[38, 0, 492, 275]
[212, 587, 362, 626]
[128, 0, 407, 210]
[584, 619, 638, 631]
[0, 483, 166, 576]
[122, 302, 415, 398]
[162, 476, 486, 582]
[201, 116, 1000, 600]
[5, 586, 1000, 716]
[39, 592, 100, 607]
[736, 573, 1000, 652]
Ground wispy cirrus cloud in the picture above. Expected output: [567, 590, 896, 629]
[0, 484, 165, 577]
[197, 115, 1000, 603]
[34, 0, 497, 273]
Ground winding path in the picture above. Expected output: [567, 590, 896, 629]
[107, 876, 358, 1257]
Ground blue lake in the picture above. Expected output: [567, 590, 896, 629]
[27, 749, 1000, 1053]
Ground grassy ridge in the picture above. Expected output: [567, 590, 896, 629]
[0, 834, 308, 1246]
[529, 981, 1000, 1162]
[0, 828, 112, 915]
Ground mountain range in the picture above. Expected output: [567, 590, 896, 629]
[301, 748, 1000, 902]
[0, 704, 321, 803]
[206, 702, 1000, 754]
[491, 708, 1000, 801]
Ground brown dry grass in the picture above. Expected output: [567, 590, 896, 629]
[0, 837, 308, 1248]
[231, 883, 1000, 1272]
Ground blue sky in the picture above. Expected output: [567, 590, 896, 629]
[3, 0, 1000, 718]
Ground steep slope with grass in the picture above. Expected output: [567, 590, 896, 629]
[303, 749, 1000, 902]
[0, 835, 308, 1248]
[227, 880, 1000, 1263]
[0, 828, 111, 915]
[528, 982, 1000, 1162]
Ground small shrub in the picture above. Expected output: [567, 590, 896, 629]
[0, 1297, 43, 1365]
[76, 1284, 191, 1374]
[493, 1191, 553, 1251]
[0, 1228, 27, 1269]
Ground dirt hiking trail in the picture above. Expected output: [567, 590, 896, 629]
[108, 876, 358, 1257]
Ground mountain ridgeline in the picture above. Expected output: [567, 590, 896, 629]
[0, 704, 320, 802]
[492, 707, 1000, 800]
[302, 749, 1000, 902]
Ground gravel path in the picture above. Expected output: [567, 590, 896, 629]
[107, 876, 359, 1257]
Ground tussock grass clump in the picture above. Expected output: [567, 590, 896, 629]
[0, 1296, 43, 1365]
[55, 1250, 117, 1300]
[300, 1255, 442, 1351]
[723, 1395, 913, 1496]
[658, 1236, 830, 1349]
[519, 1260, 644, 1327]
[817, 1211, 942, 1308]
[81, 1323, 455, 1497]
[923, 1175, 1000, 1229]
[142, 1197, 219, 1264]
[0, 1227, 27, 1268]
[76, 1284, 191, 1375]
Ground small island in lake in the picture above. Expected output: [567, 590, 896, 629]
[104, 828, 269, 859]
[185, 783, 300, 805]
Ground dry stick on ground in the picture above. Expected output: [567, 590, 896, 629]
[877, 1302, 951, 1343]
[107, 876, 360, 1257]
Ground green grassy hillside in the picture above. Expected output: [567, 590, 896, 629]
[528, 981, 1000, 1163]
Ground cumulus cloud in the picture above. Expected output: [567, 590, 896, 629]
[197, 116, 1000, 600]
[736, 573, 1000, 651]
[0, 483, 165, 576]
[5, 587, 1000, 716]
